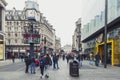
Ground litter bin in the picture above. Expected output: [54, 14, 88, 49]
[69, 60, 79, 77]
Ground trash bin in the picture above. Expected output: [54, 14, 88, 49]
[69, 60, 79, 77]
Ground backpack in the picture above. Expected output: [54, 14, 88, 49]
[39, 58, 45, 67]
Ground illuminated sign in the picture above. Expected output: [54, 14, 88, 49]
[23, 34, 40, 44]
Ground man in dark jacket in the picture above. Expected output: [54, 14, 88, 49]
[44, 54, 52, 78]
[95, 53, 100, 66]
[52, 53, 59, 69]
[24, 56, 31, 73]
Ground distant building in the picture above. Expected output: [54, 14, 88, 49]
[72, 18, 82, 52]
[61, 44, 72, 53]
[55, 37, 61, 52]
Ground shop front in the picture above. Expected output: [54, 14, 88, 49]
[96, 39, 120, 66]
[0, 34, 4, 60]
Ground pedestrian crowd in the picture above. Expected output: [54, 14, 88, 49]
[24, 52, 60, 79]
[22, 50, 111, 79]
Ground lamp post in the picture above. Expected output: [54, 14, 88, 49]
[41, 37, 46, 54]
[104, 0, 108, 68]
[77, 34, 80, 52]
[77, 23, 81, 52]
[44, 37, 47, 54]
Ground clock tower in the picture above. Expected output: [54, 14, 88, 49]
[25, 0, 40, 21]
[24, 0, 40, 57]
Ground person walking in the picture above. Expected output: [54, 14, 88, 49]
[89, 52, 94, 65]
[52, 53, 57, 69]
[24, 55, 31, 73]
[52, 53, 59, 69]
[95, 52, 100, 66]
[77, 52, 83, 68]
[44, 54, 52, 78]
[11, 53, 15, 63]
[30, 56, 36, 74]
[62, 52, 65, 61]
[66, 54, 70, 63]
[39, 55, 45, 78]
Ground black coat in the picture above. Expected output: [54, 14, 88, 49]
[25, 56, 31, 65]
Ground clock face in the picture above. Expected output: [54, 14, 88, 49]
[27, 10, 35, 17]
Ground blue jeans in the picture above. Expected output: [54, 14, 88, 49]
[79, 60, 82, 67]
[53, 61, 59, 69]
[55, 61, 59, 69]
[45, 65, 50, 75]
[30, 63, 35, 74]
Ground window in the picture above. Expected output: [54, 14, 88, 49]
[8, 33, 10, 36]
[10, 22, 12, 25]
[14, 22, 16, 25]
[15, 39, 17, 43]
[15, 33, 17, 37]
[8, 39, 11, 44]
[7, 22, 9, 25]
[117, 0, 120, 9]
[17, 22, 19, 25]
[21, 22, 22, 25]
[10, 27, 11, 30]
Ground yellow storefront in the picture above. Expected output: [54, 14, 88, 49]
[0, 40, 4, 60]
[96, 39, 120, 66]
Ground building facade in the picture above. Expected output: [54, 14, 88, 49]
[55, 37, 61, 52]
[5, 0, 56, 58]
[0, 0, 7, 60]
[62, 44, 72, 53]
[81, 0, 120, 66]
[72, 18, 82, 52]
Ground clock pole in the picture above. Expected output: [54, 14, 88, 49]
[29, 22, 34, 57]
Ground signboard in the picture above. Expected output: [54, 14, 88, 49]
[23, 34, 40, 44]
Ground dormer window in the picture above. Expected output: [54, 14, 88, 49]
[14, 15, 18, 20]
[7, 15, 12, 20]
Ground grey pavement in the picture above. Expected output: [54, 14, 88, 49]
[0, 59, 21, 67]
[0, 59, 120, 80]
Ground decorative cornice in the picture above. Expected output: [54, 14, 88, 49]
[2, 0, 7, 6]
[0, 0, 7, 8]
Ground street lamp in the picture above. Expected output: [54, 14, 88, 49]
[41, 37, 47, 54]
[77, 34, 81, 52]
[104, 0, 108, 68]
[77, 24, 81, 52]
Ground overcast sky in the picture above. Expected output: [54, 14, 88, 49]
[5, 0, 104, 47]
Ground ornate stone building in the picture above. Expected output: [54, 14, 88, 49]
[5, 0, 56, 58]
[55, 37, 61, 52]
[72, 18, 82, 52]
